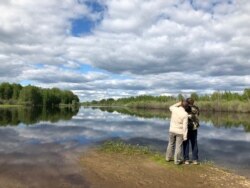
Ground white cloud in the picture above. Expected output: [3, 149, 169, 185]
[1, 0, 250, 101]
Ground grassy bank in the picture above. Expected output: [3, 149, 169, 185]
[84, 100, 250, 113]
[81, 141, 250, 188]
[83, 90, 250, 113]
[99, 140, 210, 166]
[134, 100, 250, 113]
[196, 101, 250, 113]
[100, 141, 152, 155]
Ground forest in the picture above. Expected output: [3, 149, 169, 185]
[83, 89, 250, 113]
[0, 82, 79, 106]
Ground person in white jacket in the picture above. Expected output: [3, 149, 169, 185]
[166, 101, 189, 165]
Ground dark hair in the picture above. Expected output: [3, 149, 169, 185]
[184, 98, 193, 113]
[181, 100, 189, 110]
[186, 98, 194, 105]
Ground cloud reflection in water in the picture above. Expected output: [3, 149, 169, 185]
[0, 107, 249, 177]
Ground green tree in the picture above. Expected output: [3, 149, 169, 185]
[19, 85, 42, 105]
[12, 83, 22, 100]
[243, 88, 250, 101]
[177, 94, 184, 101]
[0, 82, 13, 100]
[190, 92, 199, 101]
[211, 91, 221, 101]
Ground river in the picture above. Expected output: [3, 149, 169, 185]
[0, 106, 249, 187]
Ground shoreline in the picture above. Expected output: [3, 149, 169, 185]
[82, 102, 250, 113]
[80, 144, 250, 188]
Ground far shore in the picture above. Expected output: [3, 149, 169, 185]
[82, 100, 250, 113]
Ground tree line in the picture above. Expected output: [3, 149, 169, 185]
[0, 82, 79, 106]
[84, 89, 250, 105]
[82, 89, 250, 113]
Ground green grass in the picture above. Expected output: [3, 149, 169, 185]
[100, 140, 153, 156]
[100, 140, 214, 171]
[84, 100, 250, 113]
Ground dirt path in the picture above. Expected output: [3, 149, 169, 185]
[81, 150, 250, 188]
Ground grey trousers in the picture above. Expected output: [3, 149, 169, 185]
[166, 132, 183, 163]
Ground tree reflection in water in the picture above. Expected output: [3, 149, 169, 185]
[0, 106, 79, 126]
[96, 107, 250, 132]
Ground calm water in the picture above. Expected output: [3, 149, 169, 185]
[0, 106, 249, 185]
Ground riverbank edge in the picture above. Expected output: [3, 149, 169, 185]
[80, 141, 250, 188]
[82, 100, 250, 113]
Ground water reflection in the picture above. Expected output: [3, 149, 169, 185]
[0, 106, 249, 182]
[91, 107, 250, 176]
[97, 107, 250, 132]
[200, 112, 250, 132]
[0, 106, 79, 126]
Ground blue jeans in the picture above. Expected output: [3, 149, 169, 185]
[183, 130, 198, 161]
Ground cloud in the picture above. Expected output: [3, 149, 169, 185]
[72, 0, 249, 76]
[0, 0, 250, 100]
[21, 65, 108, 84]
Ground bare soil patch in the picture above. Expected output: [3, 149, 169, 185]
[81, 150, 250, 188]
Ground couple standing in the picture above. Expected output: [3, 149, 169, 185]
[166, 98, 199, 165]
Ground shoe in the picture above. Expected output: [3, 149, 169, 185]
[184, 160, 190, 165]
[165, 158, 173, 162]
[174, 160, 182, 165]
[193, 160, 199, 165]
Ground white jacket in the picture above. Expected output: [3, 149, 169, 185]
[169, 102, 188, 140]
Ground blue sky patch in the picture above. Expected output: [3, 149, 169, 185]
[79, 64, 100, 73]
[34, 64, 44, 68]
[86, 1, 105, 13]
[20, 80, 35, 86]
[71, 18, 94, 36]
[71, 1, 105, 36]
[79, 64, 130, 80]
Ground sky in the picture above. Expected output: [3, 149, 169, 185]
[0, 0, 250, 101]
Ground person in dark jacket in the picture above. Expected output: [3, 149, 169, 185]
[183, 98, 200, 165]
